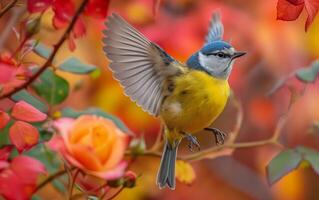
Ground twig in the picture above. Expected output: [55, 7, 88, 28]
[68, 169, 80, 200]
[135, 95, 286, 162]
[0, 0, 90, 100]
[149, 123, 164, 151]
[0, 0, 18, 18]
[34, 169, 68, 193]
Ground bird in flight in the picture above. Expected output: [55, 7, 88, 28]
[102, 12, 246, 190]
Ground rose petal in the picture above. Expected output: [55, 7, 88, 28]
[69, 144, 103, 171]
[92, 161, 127, 180]
[54, 118, 74, 134]
[102, 131, 129, 169]
[46, 135, 67, 153]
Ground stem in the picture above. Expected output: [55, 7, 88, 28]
[0, 0, 90, 100]
[149, 123, 164, 151]
[68, 169, 80, 200]
[34, 169, 68, 193]
[0, 0, 18, 18]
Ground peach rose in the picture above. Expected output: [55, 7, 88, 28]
[52, 115, 129, 180]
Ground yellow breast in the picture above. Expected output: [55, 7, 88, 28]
[160, 70, 230, 133]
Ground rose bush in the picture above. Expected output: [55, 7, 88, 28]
[51, 115, 130, 180]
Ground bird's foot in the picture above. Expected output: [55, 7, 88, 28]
[185, 133, 200, 152]
[204, 128, 227, 145]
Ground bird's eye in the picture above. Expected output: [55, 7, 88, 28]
[217, 52, 225, 58]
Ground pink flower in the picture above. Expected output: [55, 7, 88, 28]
[51, 115, 130, 180]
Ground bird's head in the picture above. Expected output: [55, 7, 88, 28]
[196, 41, 245, 79]
[186, 12, 246, 79]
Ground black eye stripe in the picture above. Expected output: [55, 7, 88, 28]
[205, 52, 230, 58]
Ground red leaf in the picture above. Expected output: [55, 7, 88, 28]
[84, 0, 110, 18]
[0, 110, 10, 129]
[0, 161, 9, 170]
[52, 0, 75, 29]
[277, 0, 319, 31]
[68, 34, 76, 51]
[0, 145, 13, 161]
[9, 121, 39, 153]
[277, 0, 304, 21]
[0, 54, 29, 95]
[304, 0, 319, 31]
[27, 0, 53, 13]
[11, 155, 47, 184]
[73, 18, 87, 38]
[0, 169, 33, 200]
[0, 156, 46, 200]
[287, 0, 304, 5]
[11, 101, 47, 122]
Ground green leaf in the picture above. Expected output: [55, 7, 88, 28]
[58, 57, 96, 74]
[11, 89, 48, 112]
[61, 107, 131, 133]
[32, 41, 52, 59]
[90, 69, 101, 79]
[296, 146, 319, 174]
[25, 144, 61, 172]
[0, 121, 13, 146]
[31, 195, 42, 200]
[26, 144, 67, 193]
[266, 149, 302, 185]
[296, 61, 319, 83]
[52, 179, 67, 194]
[32, 69, 69, 105]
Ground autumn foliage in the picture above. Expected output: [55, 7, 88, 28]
[0, 0, 319, 199]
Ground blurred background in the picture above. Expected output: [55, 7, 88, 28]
[2, 0, 319, 199]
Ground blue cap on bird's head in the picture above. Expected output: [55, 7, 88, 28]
[186, 13, 246, 79]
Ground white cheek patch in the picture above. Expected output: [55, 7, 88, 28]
[168, 102, 182, 116]
[198, 52, 227, 74]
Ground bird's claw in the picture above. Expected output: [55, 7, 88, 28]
[185, 134, 200, 152]
[204, 128, 227, 145]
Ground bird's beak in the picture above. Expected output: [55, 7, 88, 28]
[232, 51, 246, 59]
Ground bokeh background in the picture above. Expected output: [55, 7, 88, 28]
[2, 0, 319, 199]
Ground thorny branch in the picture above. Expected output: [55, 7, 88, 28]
[0, 0, 90, 100]
[0, 0, 18, 18]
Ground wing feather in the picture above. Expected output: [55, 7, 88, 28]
[103, 13, 183, 116]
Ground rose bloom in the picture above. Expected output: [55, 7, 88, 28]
[51, 115, 130, 180]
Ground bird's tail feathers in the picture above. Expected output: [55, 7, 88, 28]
[156, 140, 179, 190]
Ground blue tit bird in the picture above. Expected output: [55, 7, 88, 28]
[102, 12, 245, 190]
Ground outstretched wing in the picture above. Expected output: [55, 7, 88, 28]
[205, 12, 224, 43]
[103, 13, 182, 116]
